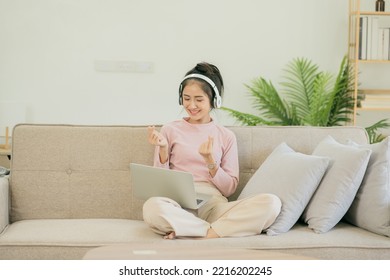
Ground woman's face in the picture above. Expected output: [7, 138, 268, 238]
[182, 81, 212, 124]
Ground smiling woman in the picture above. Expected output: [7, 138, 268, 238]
[143, 62, 282, 240]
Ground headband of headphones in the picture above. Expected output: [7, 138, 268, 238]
[178, 73, 222, 108]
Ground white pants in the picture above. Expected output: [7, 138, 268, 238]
[143, 182, 281, 238]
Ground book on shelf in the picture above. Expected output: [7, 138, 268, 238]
[384, 28, 390, 60]
[378, 28, 390, 60]
[367, 17, 379, 59]
[378, 28, 384, 59]
[387, 28, 390, 60]
[359, 16, 390, 60]
[359, 16, 368, 60]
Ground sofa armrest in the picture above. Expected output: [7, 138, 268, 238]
[0, 176, 9, 234]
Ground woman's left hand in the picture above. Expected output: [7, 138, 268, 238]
[198, 136, 214, 160]
[199, 136, 218, 176]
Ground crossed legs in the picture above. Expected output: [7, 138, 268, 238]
[143, 187, 281, 239]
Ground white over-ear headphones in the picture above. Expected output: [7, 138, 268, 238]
[178, 73, 222, 108]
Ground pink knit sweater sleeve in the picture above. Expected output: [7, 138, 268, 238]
[208, 133, 239, 197]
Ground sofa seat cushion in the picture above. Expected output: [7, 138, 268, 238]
[174, 223, 390, 259]
[189, 222, 390, 250]
[1, 219, 390, 260]
[1, 219, 388, 248]
[0, 219, 158, 246]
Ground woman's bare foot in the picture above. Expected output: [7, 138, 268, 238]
[205, 228, 220, 239]
[163, 231, 176, 240]
[163, 228, 219, 240]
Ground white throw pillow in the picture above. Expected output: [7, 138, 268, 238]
[344, 137, 390, 237]
[302, 135, 372, 234]
[238, 142, 329, 236]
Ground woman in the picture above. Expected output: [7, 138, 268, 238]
[144, 62, 281, 239]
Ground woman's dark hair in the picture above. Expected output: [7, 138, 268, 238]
[181, 62, 224, 108]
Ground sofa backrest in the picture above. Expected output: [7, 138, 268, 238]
[9, 124, 369, 222]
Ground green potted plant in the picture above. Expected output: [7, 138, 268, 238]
[222, 56, 389, 143]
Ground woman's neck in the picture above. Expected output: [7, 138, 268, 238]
[184, 116, 212, 124]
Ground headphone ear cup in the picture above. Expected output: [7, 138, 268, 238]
[214, 95, 222, 108]
[178, 84, 183, 105]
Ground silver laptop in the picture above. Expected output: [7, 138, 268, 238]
[130, 163, 210, 210]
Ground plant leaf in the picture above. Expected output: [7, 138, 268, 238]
[245, 78, 295, 125]
[220, 107, 273, 126]
[281, 57, 319, 120]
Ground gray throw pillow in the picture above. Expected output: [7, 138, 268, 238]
[344, 137, 390, 237]
[238, 142, 329, 236]
[302, 135, 372, 233]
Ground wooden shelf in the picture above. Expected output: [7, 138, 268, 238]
[359, 89, 390, 94]
[359, 59, 390, 63]
[359, 11, 390, 16]
[349, 0, 390, 125]
[357, 107, 390, 111]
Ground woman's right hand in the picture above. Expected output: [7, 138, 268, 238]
[148, 126, 168, 147]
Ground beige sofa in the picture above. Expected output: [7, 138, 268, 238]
[0, 124, 389, 260]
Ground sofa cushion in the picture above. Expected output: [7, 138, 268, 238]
[238, 142, 329, 235]
[344, 137, 390, 237]
[302, 135, 372, 233]
[1, 219, 390, 260]
[0, 219, 156, 246]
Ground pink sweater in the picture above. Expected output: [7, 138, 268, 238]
[153, 118, 239, 197]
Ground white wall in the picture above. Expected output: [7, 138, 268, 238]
[0, 0, 350, 128]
